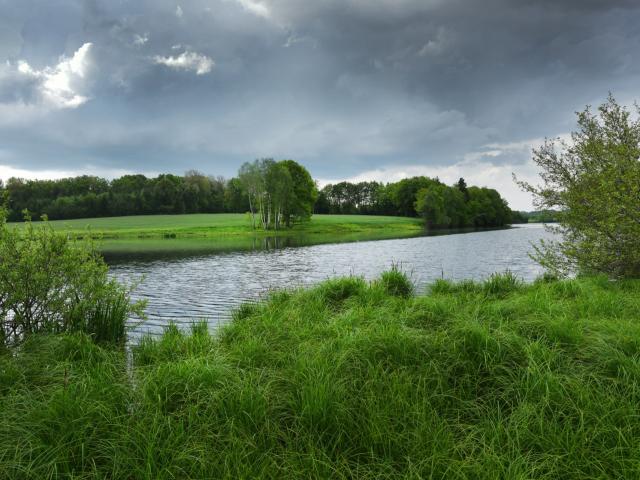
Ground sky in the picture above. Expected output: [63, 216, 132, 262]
[1, 0, 639, 210]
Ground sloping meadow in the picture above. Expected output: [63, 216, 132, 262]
[2, 273, 640, 479]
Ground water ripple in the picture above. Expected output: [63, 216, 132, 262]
[110, 225, 554, 338]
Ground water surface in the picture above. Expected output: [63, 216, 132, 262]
[109, 224, 554, 337]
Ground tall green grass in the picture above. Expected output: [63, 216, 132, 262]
[2, 273, 640, 478]
[64, 292, 130, 345]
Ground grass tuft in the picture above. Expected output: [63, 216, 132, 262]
[317, 276, 367, 308]
[482, 270, 523, 298]
[374, 264, 414, 298]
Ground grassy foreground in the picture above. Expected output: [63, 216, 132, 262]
[12, 213, 423, 240]
[2, 273, 640, 478]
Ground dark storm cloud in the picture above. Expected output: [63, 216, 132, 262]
[1, 0, 640, 207]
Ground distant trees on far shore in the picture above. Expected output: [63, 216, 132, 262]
[0, 172, 243, 222]
[1, 163, 522, 230]
[510, 210, 560, 224]
[317, 176, 514, 229]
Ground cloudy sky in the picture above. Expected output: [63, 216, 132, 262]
[1, 0, 639, 209]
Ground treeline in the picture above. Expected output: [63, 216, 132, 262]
[0, 171, 250, 222]
[1, 163, 516, 230]
[317, 177, 513, 228]
[511, 210, 560, 224]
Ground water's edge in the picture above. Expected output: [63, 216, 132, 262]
[110, 224, 553, 339]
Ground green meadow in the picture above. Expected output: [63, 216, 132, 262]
[12, 213, 424, 240]
[2, 272, 640, 479]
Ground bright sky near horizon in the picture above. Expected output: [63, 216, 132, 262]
[1, 0, 639, 210]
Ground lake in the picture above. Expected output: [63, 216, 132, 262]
[108, 224, 555, 337]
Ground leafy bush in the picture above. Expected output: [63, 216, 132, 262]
[0, 207, 144, 347]
[518, 95, 640, 278]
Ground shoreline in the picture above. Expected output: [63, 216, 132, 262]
[10, 213, 425, 240]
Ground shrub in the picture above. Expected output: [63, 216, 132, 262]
[0, 208, 144, 347]
[517, 95, 640, 278]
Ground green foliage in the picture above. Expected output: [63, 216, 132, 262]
[415, 184, 448, 227]
[0, 167, 517, 231]
[2, 274, 640, 478]
[1, 171, 242, 221]
[518, 95, 640, 278]
[238, 159, 317, 230]
[318, 176, 515, 228]
[414, 182, 511, 229]
[319, 176, 437, 216]
[280, 159, 318, 225]
[0, 208, 143, 347]
[390, 176, 440, 217]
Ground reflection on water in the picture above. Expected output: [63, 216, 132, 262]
[109, 224, 555, 338]
[101, 228, 439, 263]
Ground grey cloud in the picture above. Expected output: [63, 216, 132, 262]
[0, 63, 41, 104]
[0, 0, 639, 209]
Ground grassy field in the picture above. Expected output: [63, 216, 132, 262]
[2, 272, 640, 478]
[12, 213, 424, 240]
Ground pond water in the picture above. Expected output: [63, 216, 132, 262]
[108, 224, 555, 337]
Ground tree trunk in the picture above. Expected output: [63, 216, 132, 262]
[248, 195, 256, 229]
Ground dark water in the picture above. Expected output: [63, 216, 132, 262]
[109, 224, 554, 337]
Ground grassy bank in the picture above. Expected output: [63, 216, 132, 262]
[100, 229, 428, 260]
[2, 273, 640, 478]
[11, 213, 424, 240]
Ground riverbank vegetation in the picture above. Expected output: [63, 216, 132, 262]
[0, 208, 143, 349]
[2, 271, 640, 478]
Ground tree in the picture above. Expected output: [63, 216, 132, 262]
[415, 186, 448, 228]
[456, 177, 469, 201]
[517, 95, 640, 278]
[391, 177, 440, 217]
[152, 174, 184, 214]
[315, 188, 331, 214]
[238, 160, 265, 229]
[279, 160, 317, 226]
[237, 159, 316, 230]
[224, 177, 249, 213]
[264, 161, 292, 230]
